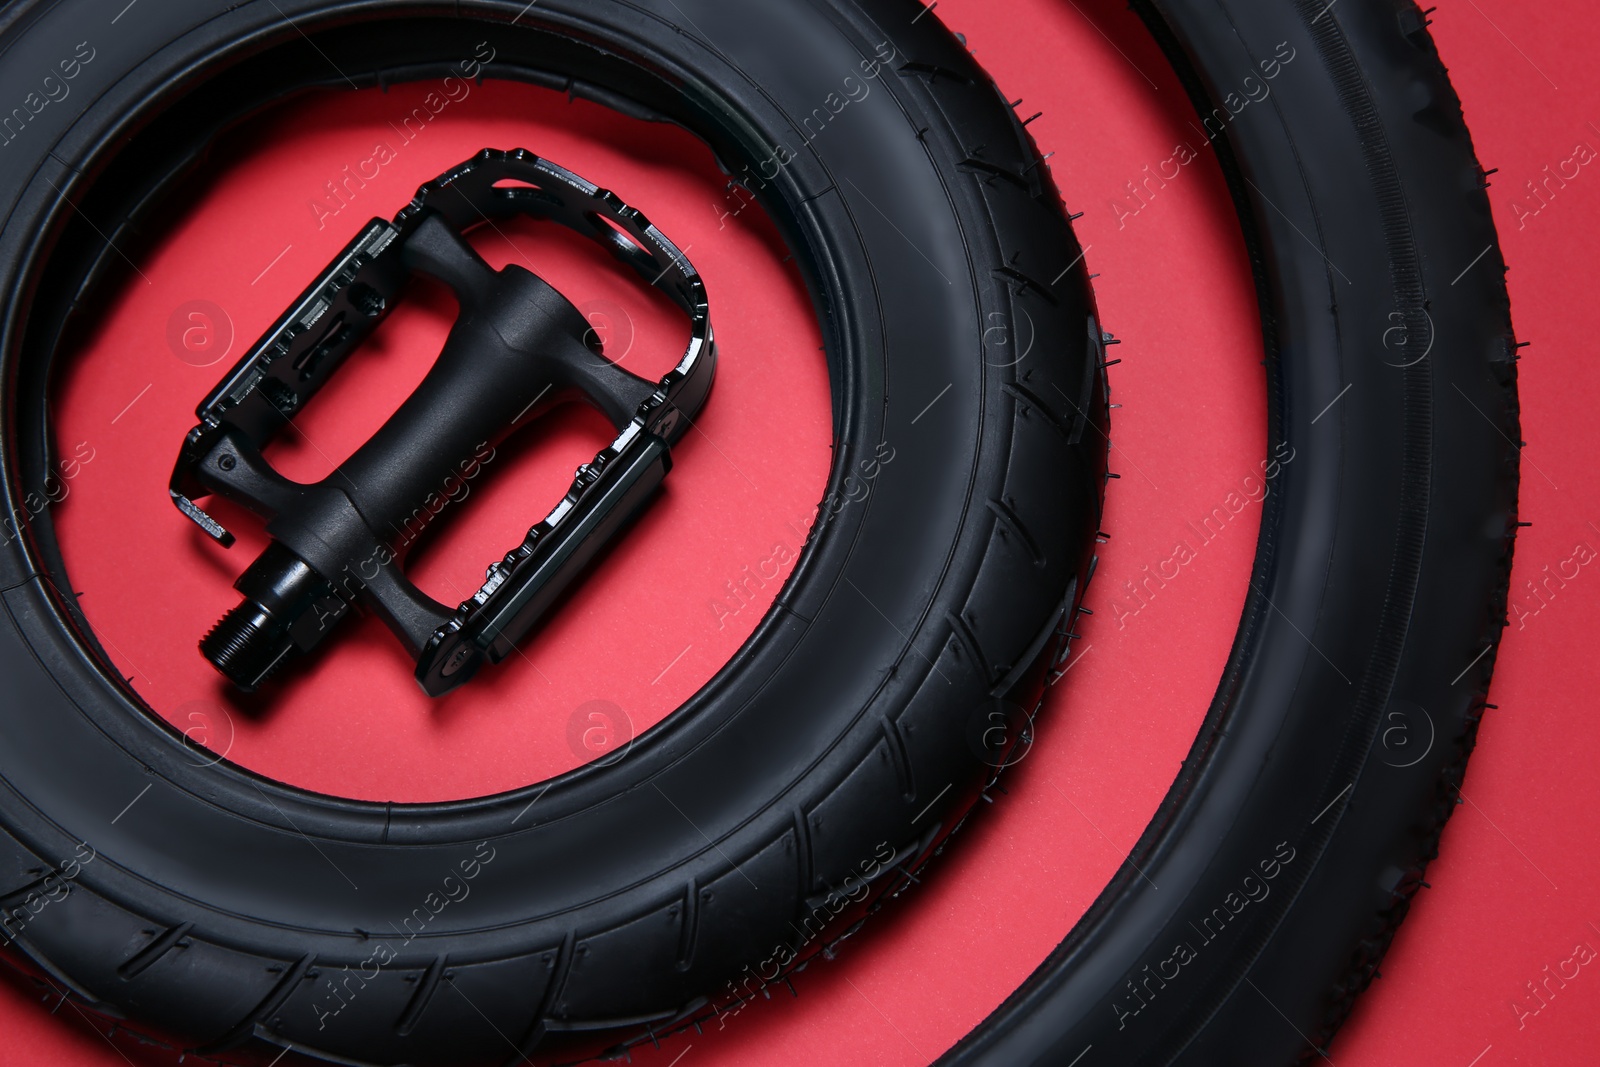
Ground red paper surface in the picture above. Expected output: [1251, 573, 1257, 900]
[5, 0, 1598, 1064]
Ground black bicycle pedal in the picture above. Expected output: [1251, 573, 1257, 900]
[169, 149, 716, 697]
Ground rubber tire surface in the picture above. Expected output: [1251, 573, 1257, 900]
[0, 1, 1104, 1064]
[944, 0, 1519, 1063]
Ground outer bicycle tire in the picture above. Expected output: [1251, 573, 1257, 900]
[944, 0, 1520, 1063]
[0, 1, 1104, 1063]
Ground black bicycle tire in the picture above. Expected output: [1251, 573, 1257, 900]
[0, 2, 1104, 1064]
[943, 0, 1519, 1063]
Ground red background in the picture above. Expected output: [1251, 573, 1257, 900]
[5, 0, 1598, 1064]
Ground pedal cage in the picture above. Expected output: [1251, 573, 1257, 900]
[169, 149, 715, 696]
